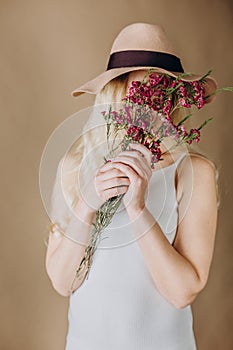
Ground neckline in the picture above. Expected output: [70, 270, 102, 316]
[151, 153, 185, 175]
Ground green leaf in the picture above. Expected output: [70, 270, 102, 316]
[197, 117, 214, 131]
[217, 86, 233, 92]
[176, 113, 193, 127]
[176, 72, 193, 79]
[199, 69, 213, 82]
[204, 86, 233, 100]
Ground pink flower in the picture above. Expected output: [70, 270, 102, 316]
[169, 80, 177, 88]
[115, 115, 124, 124]
[196, 99, 205, 109]
[179, 124, 188, 137]
[126, 126, 144, 141]
[148, 73, 157, 79]
[132, 81, 141, 88]
[179, 85, 187, 97]
[179, 98, 191, 108]
[149, 78, 157, 87]
[190, 128, 200, 137]
[163, 76, 169, 88]
[140, 120, 150, 131]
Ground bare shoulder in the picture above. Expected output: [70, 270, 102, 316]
[180, 151, 216, 172]
[175, 152, 218, 204]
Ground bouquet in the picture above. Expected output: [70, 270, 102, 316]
[70, 68, 232, 288]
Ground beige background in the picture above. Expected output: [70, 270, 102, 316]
[0, 0, 232, 349]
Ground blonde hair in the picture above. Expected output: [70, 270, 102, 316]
[49, 71, 220, 240]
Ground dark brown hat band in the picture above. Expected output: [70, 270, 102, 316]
[106, 50, 184, 73]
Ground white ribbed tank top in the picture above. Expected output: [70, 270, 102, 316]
[65, 152, 197, 350]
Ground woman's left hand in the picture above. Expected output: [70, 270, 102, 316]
[102, 142, 153, 212]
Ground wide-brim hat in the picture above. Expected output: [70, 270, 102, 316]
[71, 23, 217, 103]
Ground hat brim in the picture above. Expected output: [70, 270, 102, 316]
[71, 66, 217, 103]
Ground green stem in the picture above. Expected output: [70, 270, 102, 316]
[176, 113, 193, 127]
[197, 117, 213, 131]
[204, 86, 233, 100]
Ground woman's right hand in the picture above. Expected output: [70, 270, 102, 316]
[81, 161, 130, 212]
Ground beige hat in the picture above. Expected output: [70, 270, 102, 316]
[71, 23, 217, 103]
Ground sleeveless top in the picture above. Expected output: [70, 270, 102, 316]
[65, 152, 197, 350]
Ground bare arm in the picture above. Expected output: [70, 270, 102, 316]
[45, 155, 130, 297]
[126, 155, 218, 308]
[45, 198, 96, 297]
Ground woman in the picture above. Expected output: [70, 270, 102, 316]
[45, 23, 219, 349]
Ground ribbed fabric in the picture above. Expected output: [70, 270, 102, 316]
[65, 152, 197, 350]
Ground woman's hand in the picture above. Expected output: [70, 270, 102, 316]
[81, 162, 130, 212]
[100, 142, 152, 213]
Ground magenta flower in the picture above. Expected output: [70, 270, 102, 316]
[102, 69, 214, 167]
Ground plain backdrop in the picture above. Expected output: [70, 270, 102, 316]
[0, 1, 232, 349]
